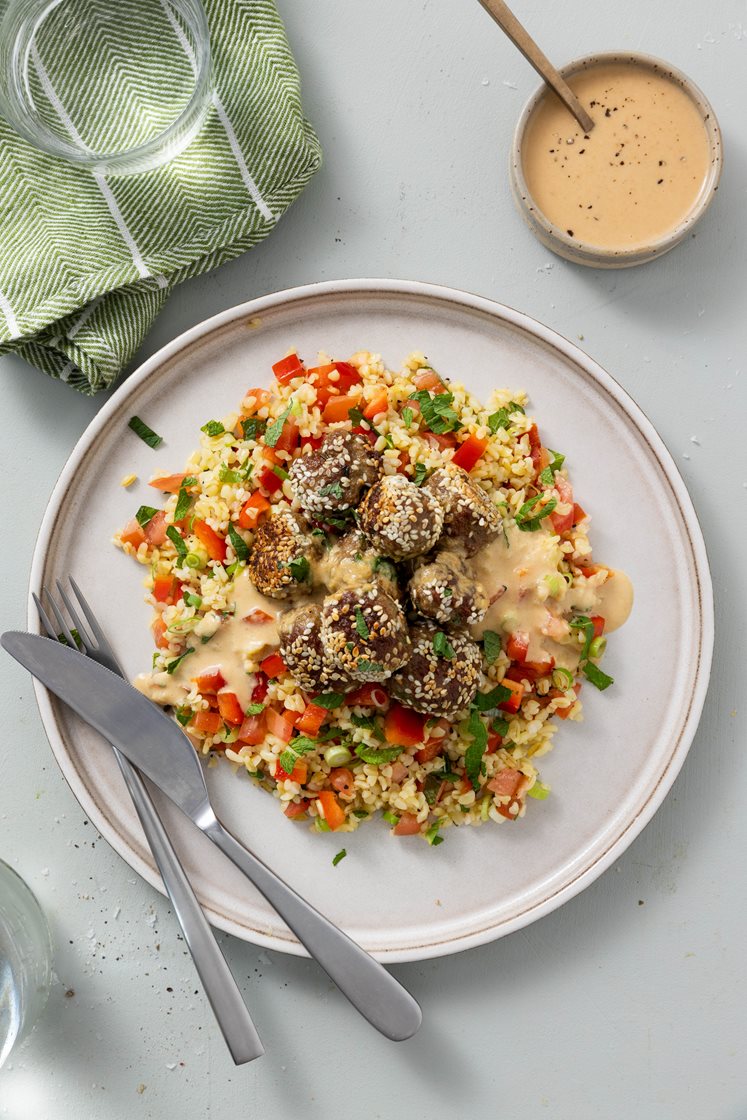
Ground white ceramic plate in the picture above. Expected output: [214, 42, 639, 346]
[29, 280, 713, 962]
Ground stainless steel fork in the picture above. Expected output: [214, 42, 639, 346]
[34, 578, 264, 1065]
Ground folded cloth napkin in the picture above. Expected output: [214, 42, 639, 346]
[0, 0, 321, 394]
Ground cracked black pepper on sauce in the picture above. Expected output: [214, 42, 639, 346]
[521, 62, 711, 250]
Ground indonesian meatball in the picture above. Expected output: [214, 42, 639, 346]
[320, 583, 410, 682]
[389, 622, 481, 719]
[358, 475, 444, 561]
[424, 465, 502, 557]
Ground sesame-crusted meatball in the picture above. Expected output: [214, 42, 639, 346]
[358, 475, 444, 561]
[389, 622, 481, 719]
[409, 549, 488, 625]
[424, 465, 502, 557]
[279, 603, 352, 693]
[247, 508, 319, 599]
[289, 431, 381, 516]
[320, 529, 400, 600]
[320, 584, 410, 682]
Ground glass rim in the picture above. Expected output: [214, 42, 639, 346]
[0, 0, 213, 175]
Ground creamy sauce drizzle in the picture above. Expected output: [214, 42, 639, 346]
[522, 62, 711, 250]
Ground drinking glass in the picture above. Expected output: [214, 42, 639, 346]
[0, 860, 52, 1068]
[0, 0, 212, 175]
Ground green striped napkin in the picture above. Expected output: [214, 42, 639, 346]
[0, 0, 321, 394]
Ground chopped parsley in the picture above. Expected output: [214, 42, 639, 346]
[583, 662, 614, 691]
[288, 556, 310, 583]
[487, 408, 510, 434]
[263, 403, 293, 448]
[313, 691, 346, 710]
[514, 494, 557, 532]
[432, 631, 455, 659]
[424, 821, 444, 846]
[128, 415, 162, 448]
[166, 525, 187, 559]
[135, 505, 159, 528]
[241, 417, 266, 441]
[412, 462, 430, 486]
[219, 465, 242, 485]
[332, 849, 347, 867]
[354, 743, 403, 765]
[402, 406, 414, 429]
[320, 481, 344, 501]
[245, 702, 265, 715]
[165, 648, 194, 675]
[354, 606, 370, 639]
[464, 710, 488, 791]
[472, 683, 512, 712]
[408, 389, 461, 434]
[482, 629, 503, 665]
[227, 523, 249, 563]
[201, 420, 225, 437]
[538, 449, 566, 487]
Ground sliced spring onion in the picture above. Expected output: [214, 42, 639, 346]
[544, 573, 565, 598]
[551, 667, 575, 690]
[569, 615, 595, 661]
[128, 416, 162, 448]
[527, 781, 550, 800]
[184, 552, 203, 569]
[480, 795, 491, 820]
[381, 810, 400, 826]
[315, 818, 331, 832]
[271, 464, 289, 481]
[167, 618, 198, 634]
[589, 635, 607, 659]
[324, 744, 354, 767]
[583, 662, 614, 691]
[184, 592, 202, 608]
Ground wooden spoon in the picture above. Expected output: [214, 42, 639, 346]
[477, 0, 595, 133]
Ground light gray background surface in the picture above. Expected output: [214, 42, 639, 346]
[1, 1, 745, 1117]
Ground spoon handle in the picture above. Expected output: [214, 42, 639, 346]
[204, 817, 422, 1042]
[477, 0, 595, 132]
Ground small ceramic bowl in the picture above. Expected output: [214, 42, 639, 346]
[510, 51, 723, 268]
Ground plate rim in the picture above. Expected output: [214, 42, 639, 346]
[28, 278, 714, 961]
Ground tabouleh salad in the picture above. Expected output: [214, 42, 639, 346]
[116, 349, 632, 843]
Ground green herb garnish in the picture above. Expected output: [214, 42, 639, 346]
[356, 659, 383, 676]
[288, 556, 310, 582]
[538, 449, 566, 487]
[135, 505, 159, 528]
[482, 630, 503, 665]
[57, 628, 83, 650]
[433, 631, 455, 659]
[320, 481, 344, 501]
[508, 400, 525, 414]
[382, 810, 400, 826]
[263, 403, 293, 448]
[175, 707, 192, 726]
[166, 525, 187, 559]
[491, 716, 510, 737]
[313, 691, 346, 710]
[245, 702, 265, 715]
[227, 523, 249, 563]
[464, 710, 488, 791]
[487, 408, 510, 434]
[165, 648, 194, 675]
[425, 821, 444, 846]
[569, 615, 595, 662]
[332, 849, 347, 867]
[408, 389, 461, 434]
[527, 781, 550, 800]
[412, 462, 429, 486]
[173, 478, 197, 521]
[354, 744, 403, 765]
[402, 407, 414, 429]
[128, 416, 162, 448]
[472, 683, 512, 712]
[354, 606, 370, 639]
[201, 420, 225, 437]
[241, 417, 266, 441]
[219, 465, 242, 485]
[515, 494, 557, 532]
[583, 662, 614, 691]
[278, 736, 318, 776]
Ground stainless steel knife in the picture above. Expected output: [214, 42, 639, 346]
[1, 631, 422, 1042]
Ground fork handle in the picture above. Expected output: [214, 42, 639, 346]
[115, 750, 264, 1064]
[204, 817, 422, 1041]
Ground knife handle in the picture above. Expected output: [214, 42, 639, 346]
[204, 818, 422, 1042]
[116, 752, 264, 1064]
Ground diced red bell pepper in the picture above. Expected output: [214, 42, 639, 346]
[257, 465, 284, 494]
[272, 353, 305, 384]
[526, 424, 544, 476]
[332, 361, 363, 393]
[238, 491, 270, 530]
[495, 797, 522, 821]
[573, 503, 587, 525]
[548, 686, 580, 719]
[392, 812, 421, 835]
[506, 631, 530, 663]
[242, 388, 272, 414]
[148, 473, 188, 494]
[317, 790, 345, 830]
[151, 616, 169, 649]
[425, 431, 459, 452]
[498, 678, 524, 714]
[452, 433, 489, 472]
[251, 671, 269, 704]
[217, 690, 244, 726]
[384, 702, 427, 748]
[192, 667, 226, 694]
[296, 703, 329, 737]
[311, 361, 363, 407]
[363, 389, 389, 421]
[350, 425, 378, 445]
[411, 368, 445, 392]
[120, 518, 146, 548]
[275, 758, 308, 783]
[322, 393, 362, 424]
[190, 709, 223, 735]
[193, 519, 227, 563]
[272, 418, 300, 454]
[260, 652, 287, 679]
[345, 683, 389, 709]
[301, 435, 325, 452]
[486, 731, 503, 755]
[153, 574, 177, 603]
[590, 615, 605, 638]
[237, 711, 266, 745]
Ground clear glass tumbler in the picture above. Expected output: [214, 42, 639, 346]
[0, 861, 52, 1068]
[0, 0, 212, 175]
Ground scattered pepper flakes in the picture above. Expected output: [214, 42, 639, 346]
[120, 473, 137, 488]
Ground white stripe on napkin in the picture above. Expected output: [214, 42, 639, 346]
[0, 288, 20, 338]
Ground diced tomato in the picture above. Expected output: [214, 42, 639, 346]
[322, 393, 362, 424]
[284, 799, 310, 820]
[526, 424, 544, 476]
[153, 574, 177, 604]
[120, 518, 146, 548]
[488, 769, 524, 798]
[265, 708, 296, 743]
[272, 352, 305, 384]
[389, 761, 408, 784]
[272, 417, 300, 454]
[549, 507, 574, 534]
[590, 615, 605, 639]
[142, 510, 167, 547]
[329, 767, 355, 796]
[275, 758, 308, 783]
[260, 652, 286, 679]
[251, 671, 269, 704]
[350, 425, 378, 445]
[302, 435, 325, 452]
[384, 702, 427, 748]
[498, 678, 524, 714]
[148, 473, 188, 494]
[548, 475, 574, 534]
[452, 433, 489, 472]
[412, 368, 445, 392]
[296, 703, 328, 737]
[257, 465, 284, 494]
[237, 711, 266, 745]
[548, 686, 580, 719]
[192, 667, 226, 694]
[415, 740, 443, 764]
[243, 388, 272, 414]
[573, 503, 587, 525]
[151, 616, 169, 649]
[190, 709, 222, 735]
[345, 683, 389, 709]
[495, 798, 522, 821]
[193, 519, 226, 563]
[311, 361, 363, 406]
[332, 361, 363, 392]
[506, 631, 530, 663]
[238, 491, 270, 530]
[216, 690, 243, 726]
[363, 389, 389, 421]
[317, 790, 345, 830]
[425, 431, 459, 452]
[392, 812, 421, 836]
[486, 731, 503, 754]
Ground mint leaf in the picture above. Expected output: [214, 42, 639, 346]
[135, 505, 158, 528]
[464, 710, 488, 791]
[482, 629, 503, 665]
[201, 420, 225, 437]
[128, 416, 162, 448]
